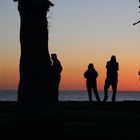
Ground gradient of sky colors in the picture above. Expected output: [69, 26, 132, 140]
[0, 0, 140, 91]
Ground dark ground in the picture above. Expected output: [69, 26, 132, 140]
[0, 101, 140, 139]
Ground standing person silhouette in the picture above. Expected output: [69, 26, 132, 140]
[51, 54, 63, 102]
[103, 55, 119, 102]
[84, 63, 100, 102]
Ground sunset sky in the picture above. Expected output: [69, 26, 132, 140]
[0, 0, 140, 91]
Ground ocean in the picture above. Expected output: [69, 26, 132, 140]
[0, 90, 140, 102]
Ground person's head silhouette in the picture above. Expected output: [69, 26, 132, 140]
[51, 53, 57, 61]
[88, 63, 94, 69]
[110, 55, 116, 62]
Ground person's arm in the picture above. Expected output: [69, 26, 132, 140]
[84, 71, 88, 78]
[106, 62, 109, 69]
[95, 70, 98, 78]
[117, 63, 119, 71]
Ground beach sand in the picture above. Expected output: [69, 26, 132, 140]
[0, 101, 140, 139]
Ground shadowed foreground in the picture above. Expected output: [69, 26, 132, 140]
[0, 101, 140, 139]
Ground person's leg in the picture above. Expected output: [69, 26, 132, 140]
[56, 77, 61, 102]
[103, 79, 110, 102]
[87, 86, 92, 102]
[52, 77, 61, 102]
[93, 85, 100, 102]
[111, 81, 117, 102]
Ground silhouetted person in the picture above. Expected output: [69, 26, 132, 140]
[103, 55, 119, 102]
[51, 54, 63, 102]
[84, 63, 100, 102]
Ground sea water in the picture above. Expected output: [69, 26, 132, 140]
[59, 90, 140, 101]
[0, 90, 140, 101]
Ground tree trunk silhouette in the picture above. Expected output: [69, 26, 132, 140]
[15, 0, 54, 105]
